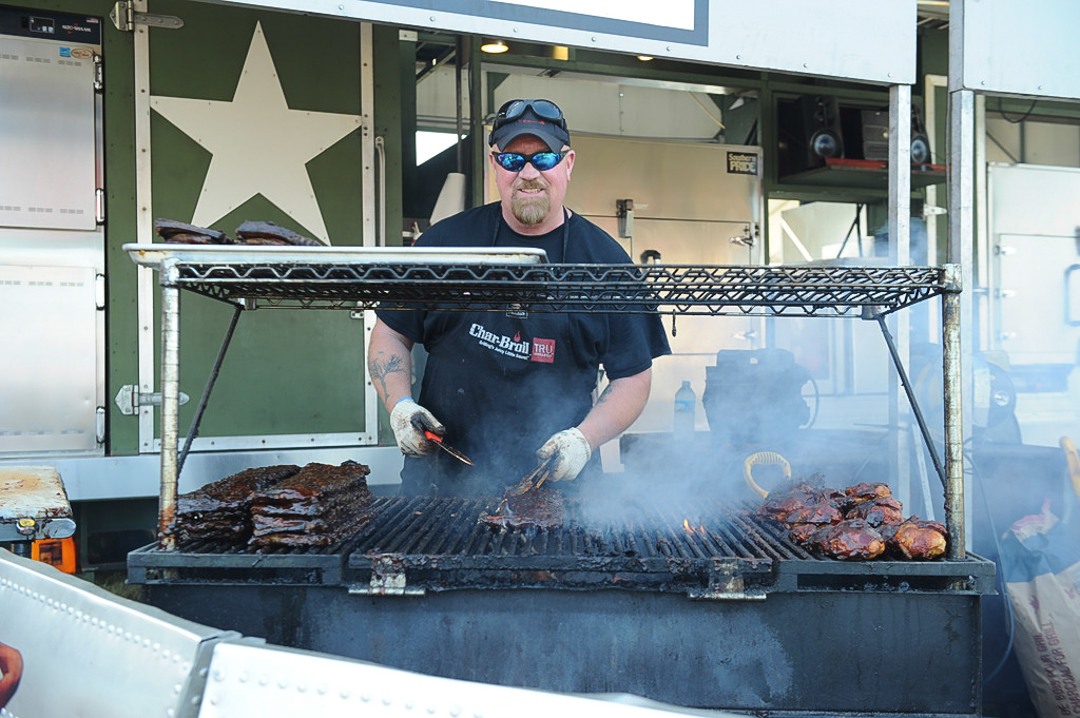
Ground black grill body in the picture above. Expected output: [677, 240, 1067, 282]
[132, 496, 994, 715]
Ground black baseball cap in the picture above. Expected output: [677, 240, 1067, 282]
[488, 99, 571, 152]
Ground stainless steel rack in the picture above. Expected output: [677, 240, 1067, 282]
[127, 244, 954, 317]
[125, 245, 964, 560]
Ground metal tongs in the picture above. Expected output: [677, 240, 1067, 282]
[412, 416, 473, 466]
[494, 456, 554, 514]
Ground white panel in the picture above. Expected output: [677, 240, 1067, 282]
[0, 265, 99, 453]
[486, 77, 726, 141]
[197, 641, 694, 718]
[959, 0, 1080, 100]
[988, 164, 1080, 364]
[0, 35, 97, 230]
[984, 117, 1022, 164]
[0, 549, 236, 718]
[1024, 123, 1080, 167]
[563, 136, 761, 223]
[994, 233, 1079, 363]
[213, 0, 916, 84]
[988, 163, 1080, 237]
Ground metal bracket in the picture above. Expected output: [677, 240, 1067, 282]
[348, 555, 425, 597]
[93, 54, 103, 91]
[616, 198, 634, 239]
[109, 1, 184, 32]
[687, 558, 767, 601]
[114, 385, 189, 416]
[0, 517, 76, 542]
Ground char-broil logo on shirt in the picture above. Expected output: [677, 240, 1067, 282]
[531, 337, 556, 364]
[468, 323, 556, 363]
[469, 323, 530, 360]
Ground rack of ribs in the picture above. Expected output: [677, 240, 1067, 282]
[174, 464, 301, 547]
[248, 462, 374, 548]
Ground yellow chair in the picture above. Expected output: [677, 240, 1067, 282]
[1058, 436, 1080, 499]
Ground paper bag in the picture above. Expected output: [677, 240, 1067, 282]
[1002, 503, 1080, 718]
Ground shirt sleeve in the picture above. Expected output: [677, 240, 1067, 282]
[601, 310, 672, 380]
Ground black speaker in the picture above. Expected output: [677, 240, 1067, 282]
[803, 95, 845, 162]
[910, 103, 931, 164]
[856, 104, 932, 163]
[778, 95, 845, 176]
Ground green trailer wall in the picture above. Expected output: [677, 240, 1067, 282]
[7, 0, 403, 455]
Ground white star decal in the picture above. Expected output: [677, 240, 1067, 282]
[150, 22, 360, 243]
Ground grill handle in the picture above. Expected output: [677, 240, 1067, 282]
[743, 451, 792, 498]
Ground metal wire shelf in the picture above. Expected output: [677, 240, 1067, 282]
[127, 245, 966, 559]
[164, 261, 955, 318]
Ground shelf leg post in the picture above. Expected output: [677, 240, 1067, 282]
[942, 265, 965, 559]
[158, 260, 180, 551]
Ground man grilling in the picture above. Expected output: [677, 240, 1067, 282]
[367, 98, 671, 496]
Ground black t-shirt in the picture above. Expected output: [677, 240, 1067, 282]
[377, 202, 671, 496]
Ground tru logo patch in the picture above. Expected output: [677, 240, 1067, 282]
[531, 337, 556, 363]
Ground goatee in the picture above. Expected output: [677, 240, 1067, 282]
[511, 182, 549, 226]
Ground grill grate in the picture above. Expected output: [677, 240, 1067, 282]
[129, 496, 995, 595]
[351, 497, 809, 560]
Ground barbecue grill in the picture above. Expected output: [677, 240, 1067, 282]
[125, 246, 990, 715]
[132, 492, 994, 714]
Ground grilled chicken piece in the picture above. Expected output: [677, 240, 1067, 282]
[758, 481, 845, 523]
[887, 517, 947, 560]
[805, 519, 886, 560]
[844, 482, 892, 505]
[788, 522, 823, 544]
[845, 496, 904, 527]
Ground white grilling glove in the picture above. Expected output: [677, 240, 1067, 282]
[534, 427, 592, 483]
[389, 399, 445, 456]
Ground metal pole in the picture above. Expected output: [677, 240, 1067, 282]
[158, 260, 181, 550]
[942, 264, 966, 559]
[876, 315, 946, 489]
[177, 304, 242, 476]
[455, 36, 463, 175]
[887, 83, 913, 510]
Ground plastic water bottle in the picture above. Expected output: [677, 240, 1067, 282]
[673, 381, 696, 436]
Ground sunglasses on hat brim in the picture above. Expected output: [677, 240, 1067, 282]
[492, 99, 567, 132]
[491, 150, 569, 172]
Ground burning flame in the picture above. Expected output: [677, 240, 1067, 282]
[682, 518, 707, 535]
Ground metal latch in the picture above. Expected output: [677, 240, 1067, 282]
[348, 555, 425, 597]
[109, 1, 184, 31]
[729, 223, 758, 248]
[687, 558, 767, 601]
[114, 385, 190, 416]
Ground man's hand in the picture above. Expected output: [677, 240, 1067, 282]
[0, 642, 23, 708]
[535, 427, 592, 482]
[389, 399, 445, 456]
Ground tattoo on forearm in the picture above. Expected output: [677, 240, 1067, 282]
[369, 353, 407, 399]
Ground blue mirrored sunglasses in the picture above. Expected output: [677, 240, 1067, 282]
[492, 150, 568, 172]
